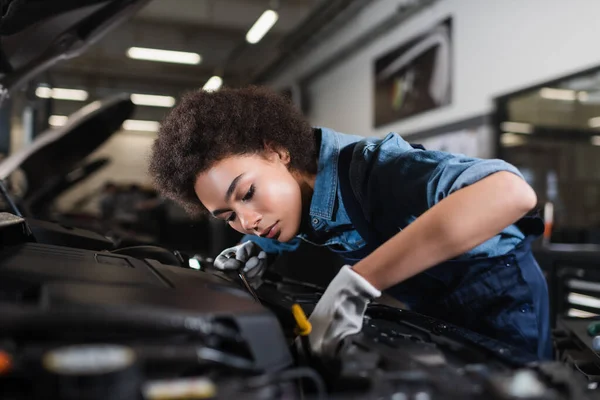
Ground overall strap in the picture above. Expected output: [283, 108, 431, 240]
[337, 142, 426, 249]
[338, 143, 381, 249]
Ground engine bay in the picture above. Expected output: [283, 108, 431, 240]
[0, 218, 596, 400]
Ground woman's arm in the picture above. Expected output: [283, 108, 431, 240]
[352, 171, 537, 291]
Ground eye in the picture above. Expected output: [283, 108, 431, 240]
[226, 213, 236, 223]
[242, 184, 255, 202]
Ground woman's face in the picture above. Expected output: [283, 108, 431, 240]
[194, 150, 308, 242]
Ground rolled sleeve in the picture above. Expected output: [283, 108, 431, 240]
[357, 133, 527, 226]
[427, 157, 525, 207]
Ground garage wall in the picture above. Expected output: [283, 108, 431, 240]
[270, 0, 600, 138]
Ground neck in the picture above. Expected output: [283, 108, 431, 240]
[293, 170, 316, 204]
[292, 170, 316, 234]
[297, 127, 321, 232]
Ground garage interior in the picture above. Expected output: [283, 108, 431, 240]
[0, 1, 600, 399]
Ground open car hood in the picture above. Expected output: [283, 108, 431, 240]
[0, 0, 152, 105]
[0, 93, 134, 193]
[0, 0, 151, 212]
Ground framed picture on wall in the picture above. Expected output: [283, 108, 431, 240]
[373, 17, 452, 127]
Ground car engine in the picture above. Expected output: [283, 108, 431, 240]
[0, 214, 596, 400]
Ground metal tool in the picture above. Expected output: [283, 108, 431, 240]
[238, 271, 261, 304]
[224, 251, 261, 304]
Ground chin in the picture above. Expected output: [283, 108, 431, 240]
[277, 231, 292, 243]
[278, 224, 299, 243]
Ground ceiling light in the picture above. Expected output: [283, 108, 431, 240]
[567, 279, 600, 292]
[539, 87, 577, 101]
[577, 90, 600, 104]
[126, 47, 201, 65]
[246, 10, 279, 44]
[36, 87, 89, 101]
[122, 119, 160, 132]
[567, 308, 598, 318]
[589, 117, 600, 128]
[48, 115, 68, 127]
[500, 121, 533, 134]
[36, 87, 53, 98]
[578, 91, 589, 102]
[130, 93, 175, 107]
[500, 133, 526, 147]
[568, 292, 600, 309]
[203, 76, 223, 92]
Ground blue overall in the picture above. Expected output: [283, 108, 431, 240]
[244, 128, 552, 360]
[331, 142, 552, 360]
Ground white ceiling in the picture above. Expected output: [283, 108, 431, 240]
[50, 0, 322, 90]
[135, 0, 315, 32]
[36, 0, 330, 122]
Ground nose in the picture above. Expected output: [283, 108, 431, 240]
[238, 208, 261, 232]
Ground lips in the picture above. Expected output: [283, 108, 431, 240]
[260, 222, 279, 239]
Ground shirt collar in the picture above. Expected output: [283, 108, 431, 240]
[308, 127, 340, 220]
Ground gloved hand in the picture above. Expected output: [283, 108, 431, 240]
[308, 265, 381, 357]
[214, 240, 268, 280]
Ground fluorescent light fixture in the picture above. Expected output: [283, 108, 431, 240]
[122, 119, 160, 132]
[500, 121, 533, 134]
[578, 91, 600, 104]
[48, 115, 68, 127]
[127, 47, 201, 65]
[591, 136, 600, 146]
[567, 308, 598, 318]
[568, 292, 600, 309]
[246, 9, 279, 44]
[539, 87, 577, 101]
[203, 76, 223, 92]
[36, 87, 89, 101]
[36, 87, 54, 98]
[130, 93, 175, 108]
[590, 117, 600, 128]
[500, 133, 526, 147]
[567, 279, 600, 292]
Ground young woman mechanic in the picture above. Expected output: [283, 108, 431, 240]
[149, 86, 551, 360]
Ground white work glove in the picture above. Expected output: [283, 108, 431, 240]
[213, 240, 268, 280]
[308, 265, 381, 357]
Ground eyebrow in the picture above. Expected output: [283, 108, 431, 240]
[210, 173, 245, 217]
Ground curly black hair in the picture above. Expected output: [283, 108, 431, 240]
[148, 85, 317, 216]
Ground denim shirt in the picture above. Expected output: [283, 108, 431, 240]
[243, 127, 526, 261]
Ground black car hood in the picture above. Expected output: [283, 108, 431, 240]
[0, 93, 134, 193]
[0, 0, 152, 104]
[0, 0, 150, 204]
[0, 0, 111, 35]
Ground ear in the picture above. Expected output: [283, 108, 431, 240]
[263, 142, 291, 166]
